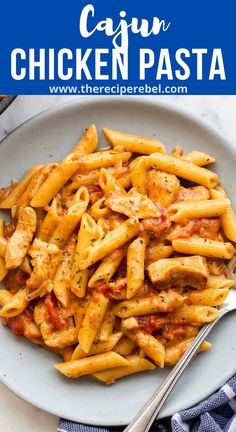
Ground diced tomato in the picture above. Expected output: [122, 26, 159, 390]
[4, 307, 34, 338]
[87, 184, 104, 204]
[44, 293, 67, 331]
[95, 283, 110, 297]
[109, 278, 127, 298]
[140, 205, 171, 238]
[137, 315, 169, 334]
[95, 278, 127, 299]
[195, 218, 220, 239]
[167, 218, 220, 241]
[7, 316, 24, 337]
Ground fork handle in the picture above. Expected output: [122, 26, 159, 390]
[123, 309, 228, 432]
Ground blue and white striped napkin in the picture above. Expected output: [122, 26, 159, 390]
[58, 374, 236, 432]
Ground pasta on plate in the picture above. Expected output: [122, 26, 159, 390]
[0, 124, 234, 384]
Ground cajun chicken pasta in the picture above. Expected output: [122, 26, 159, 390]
[0, 125, 234, 384]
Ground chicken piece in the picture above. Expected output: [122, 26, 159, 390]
[34, 301, 59, 342]
[5, 207, 36, 269]
[34, 296, 78, 349]
[176, 186, 210, 202]
[4, 219, 17, 240]
[27, 238, 62, 296]
[146, 170, 180, 208]
[106, 188, 160, 219]
[147, 255, 208, 290]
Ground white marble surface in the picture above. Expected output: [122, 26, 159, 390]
[0, 95, 236, 432]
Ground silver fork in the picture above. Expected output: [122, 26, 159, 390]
[124, 255, 236, 432]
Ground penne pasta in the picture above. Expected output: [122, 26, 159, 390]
[49, 187, 89, 248]
[75, 151, 132, 171]
[165, 339, 211, 366]
[170, 305, 219, 325]
[90, 197, 111, 220]
[182, 151, 215, 166]
[16, 164, 58, 209]
[103, 128, 167, 155]
[99, 168, 125, 198]
[187, 288, 229, 306]
[69, 170, 99, 191]
[99, 307, 116, 342]
[72, 124, 98, 154]
[0, 165, 42, 209]
[88, 248, 125, 288]
[147, 153, 218, 188]
[0, 220, 8, 281]
[0, 288, 29, 317]
[130, 156, 147, 194]
[113, 336, 137, 356]
[71, 213, 98, 297]
[127, 237, 146, 299]
[124, 328, 165, 367]
[172, 238, 235, 260]
[206, 276, 234, 290]
[113, 290, 184, 318]
[71, 332, 122, 360]
[0, 289, 13, 306]
[55, 351, 130, 378]
[78, 218, 139, 270]
[31, 154, 81, 207]
[37, 196, 61, 241]
[145, 242, 173, 263]
[92, 354, 155, 384]
[78, 292, 109, 353]
[211, 187, 236, 243]
[168, 198, 230, 223]
[53, 238, 76, 307]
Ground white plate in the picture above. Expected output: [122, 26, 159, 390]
[0, 97, 236, 426]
